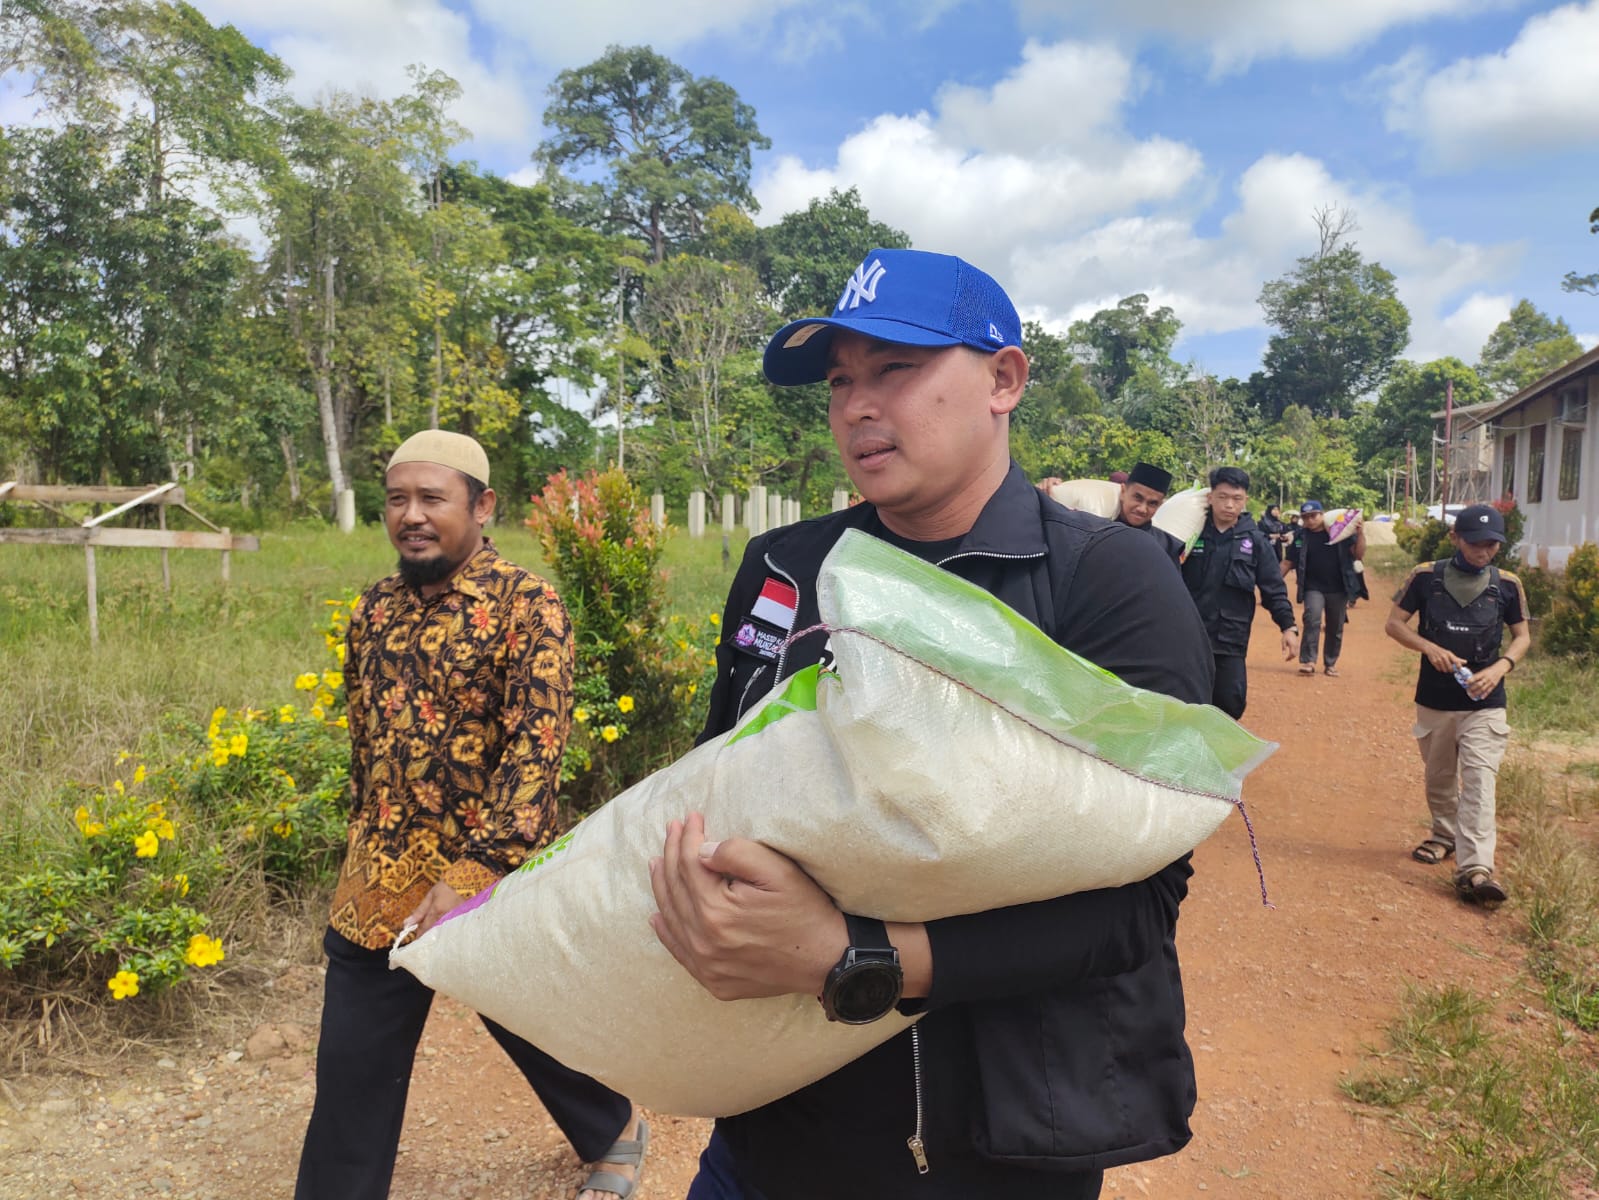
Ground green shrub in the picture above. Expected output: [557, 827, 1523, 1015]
[1516, 564, 1560, 622]
[1397, 518, 1452, 563]
[1542, 543, 1599, 659]
[0, 599, 353, 1008]
[526, 469, 714, 811]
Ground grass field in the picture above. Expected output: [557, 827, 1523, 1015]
[1, 520, 745, 830]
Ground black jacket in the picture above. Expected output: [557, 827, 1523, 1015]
[1119, 513, 1185, 567]
[1284, 527, 1362, 604]
[699, 464, 1214, 1199]
[1180, 512, 1296, 657]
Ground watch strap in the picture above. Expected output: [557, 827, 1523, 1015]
[843, 912, 893, 954]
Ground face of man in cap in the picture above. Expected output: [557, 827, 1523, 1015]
[1301, 510, 1325, 533]
[1118, 481, 1167, 527]
[824, 330, 1027, 538]
[385, 462, 496, 593]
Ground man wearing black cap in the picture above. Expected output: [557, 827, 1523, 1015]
[1285, 501, 1365, 677]
[650, 249, 1212, 1200]
[1384, 504, 1530, 906]
[1117, 462, 1184, 566]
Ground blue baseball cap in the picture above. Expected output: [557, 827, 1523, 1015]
[1300, 500, 1323, 513]
[763, 248, 1023, 386]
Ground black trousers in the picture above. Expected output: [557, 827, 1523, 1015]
[294, 926, 631, 1200]
[1212, 653, 1248, 719]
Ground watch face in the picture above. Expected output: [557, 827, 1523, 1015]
[833, 960, 902, 1025]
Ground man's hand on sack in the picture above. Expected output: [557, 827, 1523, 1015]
[404, 881, 465, 938]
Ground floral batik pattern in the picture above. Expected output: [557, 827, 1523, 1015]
[328, 540, 574, 949]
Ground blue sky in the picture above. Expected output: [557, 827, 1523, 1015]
[28, 0, 1599, 382]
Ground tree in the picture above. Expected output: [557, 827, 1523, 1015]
[1477, 300, 1584, 397]
[631, 255, 769, 503]
[1257, 208, 1410, 418]
[1561, 203, 1598, 297]
[1366, 358, 1489, 460]
[1066, 294, 1181, 408]
[537, 45, 770, 263]
[757, 187, 911, 320]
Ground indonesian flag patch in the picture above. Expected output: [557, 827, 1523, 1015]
[750, 578, 798, 629]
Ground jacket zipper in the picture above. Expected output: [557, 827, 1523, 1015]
[907, 1025, 930, 1174]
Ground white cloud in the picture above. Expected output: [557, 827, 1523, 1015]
[193, 0, 538, 152]
[1015, 0, 1506, 71]
[466, 0, 810, 67]
[1383, 0, 1599, 169]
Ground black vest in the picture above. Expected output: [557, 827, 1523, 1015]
[1417, 561, 1504, 663]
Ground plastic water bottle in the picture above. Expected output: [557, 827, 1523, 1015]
[1453, 665, 1474, 689]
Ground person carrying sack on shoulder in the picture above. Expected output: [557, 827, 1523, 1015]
[1384, 504, 1530, 906]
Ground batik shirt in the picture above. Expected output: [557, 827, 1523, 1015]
[328, 539, 573, 949]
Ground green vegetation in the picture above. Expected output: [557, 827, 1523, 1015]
[1344, 663, 1599, 1198]
[0, 522, 741, 1050]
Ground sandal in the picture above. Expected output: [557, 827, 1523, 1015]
[1324, 665, 1340, 677]
[1411, 839, 1453, 864]
[580, 1116, 648, 1200]
[1456, 868, 1508, 906]
[1298, 663, 1316, 675]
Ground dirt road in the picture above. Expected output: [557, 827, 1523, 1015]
[1, 578, 1529, 1199]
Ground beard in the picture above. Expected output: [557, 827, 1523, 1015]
[398, 551, 458, 587]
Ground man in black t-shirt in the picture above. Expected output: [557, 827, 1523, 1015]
[1384, 505, 1530, 905]
[1285, 501, 1365, 677]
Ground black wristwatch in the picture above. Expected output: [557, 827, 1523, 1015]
[819, 913, 903, 1025]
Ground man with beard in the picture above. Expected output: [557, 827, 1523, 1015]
[1180, 466, 1299, 719]
[295, 431, 644, 1200]
[1115, 462, 1184, 566]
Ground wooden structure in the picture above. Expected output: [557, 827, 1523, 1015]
[0, 482, 260, 645]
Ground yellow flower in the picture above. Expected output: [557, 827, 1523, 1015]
[278, 705, 296, 724]
[335, 643, 347, 664]
[324, 598, 344, 607]
[279, 771, 297, 790]
[184, 934, 225, 968]
[133, 830, 159, 858]
[210, 747, 230, 768]
[147, 817, 175, 840]
[133, 764, 146, 784]
[601, 725, 620, 743]
[112, 779, 125, 796]
[687, 682, 697, 697]
[617, 695, 635, 714]
[294, 673, 319, 691]
[323, 633, 337, 649]
[172, 873, 190, 897]
[334, 715, 348, 729]
[84, 821, 106, 838]
[573, 706, 590, 725]
[74, 805, 90, 832]
[107, 970, 140, 1000]
[211, 706, 227, 725]
[316, 690, 336, 708]
[246, 708, 266, 723]
[228, 733, 248, 757]
[708, 613, 720, 626]
[116, 750, 131, 764]
[310, 705, 325, 720]
[272, 820, 294, 838]
[322, 670, 343, 689]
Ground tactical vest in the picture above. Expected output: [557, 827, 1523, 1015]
[1417, 560, 1504, 664]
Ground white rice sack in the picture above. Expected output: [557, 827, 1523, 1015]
[1047, 477, 1120, 517]
[1326, 507, 1362, 544]
[1152, 486, 1209, 552]
[392, 529, 1274, 1118]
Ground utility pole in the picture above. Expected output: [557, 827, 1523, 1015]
[1441, 378, 1454, 511]
[1405, 441, 1414, 514]
[615, 264, 627, 471]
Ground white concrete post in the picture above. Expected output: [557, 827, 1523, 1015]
[650, 492, 666, 528]
[832, 489, 850, 512]
[335, 488, 356, 533]
[688, 491, 705, 538]
[768, 493, 783, 531]
[722, 493, 736, 531]
[748, 486, 766, 536]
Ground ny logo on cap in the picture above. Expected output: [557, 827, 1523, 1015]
[837, 258, 887, 312]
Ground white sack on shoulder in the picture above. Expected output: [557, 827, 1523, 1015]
[392, 530, 1274, 1118]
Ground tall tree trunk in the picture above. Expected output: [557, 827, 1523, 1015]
[280, 434, 302, 502]
[314, 257, 347, 499]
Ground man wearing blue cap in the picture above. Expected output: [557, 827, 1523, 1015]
[1385, 503, 1529, 905]
[649, 249, 1213, 1200]
[1285, 501, 1365, 677]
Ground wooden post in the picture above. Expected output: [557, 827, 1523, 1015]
[158, 502, 171, 593]
[85, 545, 99, 648]
[221, 527, 231, 584]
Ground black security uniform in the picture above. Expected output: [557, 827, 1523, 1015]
[1286, 526, 1361, 670]
[1181, 511, 1296, 719]
[1119, 513, 1185, 567]
[698, 464, 1213, 1200]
